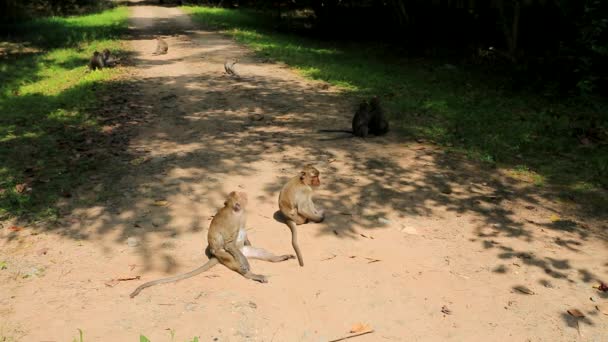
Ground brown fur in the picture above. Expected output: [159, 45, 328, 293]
[278, 165, 325, 266]
[130, 191, 293, 298]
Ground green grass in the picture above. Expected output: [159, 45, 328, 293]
[184, 6, 608, 195]
[0, 7, 129, 221]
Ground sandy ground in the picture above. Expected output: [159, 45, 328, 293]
[1, 4, 608, 342]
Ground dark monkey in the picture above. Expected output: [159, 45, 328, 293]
[319, 97, 389, 138]
[88, 51, 105, 70]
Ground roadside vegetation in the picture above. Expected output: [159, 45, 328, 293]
[0, 7, 129, 221]
[185, 6, 608, 203]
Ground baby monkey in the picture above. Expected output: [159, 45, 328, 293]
[130, 191, 294, 298]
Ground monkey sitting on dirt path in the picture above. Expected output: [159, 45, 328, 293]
[278, 165, 325, 267]
[319, 96, 389, 138]
[130, 191, 294, 298]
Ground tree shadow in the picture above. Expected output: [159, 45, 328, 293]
[1, 9, 607, 336]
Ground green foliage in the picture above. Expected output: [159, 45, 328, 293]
[140, 335, 151, 342]
[0, 7, 128, 221]
[185, 6, 608, 192]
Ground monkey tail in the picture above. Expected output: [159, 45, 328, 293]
[129, 258, 219, 298]
[286, 220, 304, 267]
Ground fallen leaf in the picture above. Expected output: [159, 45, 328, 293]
[567, 309, 585, 318]
[359, 233, 374, 239]
[0, 261, 7, 270]
[130, 156, 150, 166]
[8, 226, 24, 232]
[366, 258, 381, 264]
[152, 200, 169, 207]
[350, 323, 372, 334]
[513, 286, 535, 295]
[441, 305, 452, 315]
[549, 214, 561, 222]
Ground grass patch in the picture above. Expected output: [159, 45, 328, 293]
[184, 6, 608, 193]
[0, 7, 129, 221]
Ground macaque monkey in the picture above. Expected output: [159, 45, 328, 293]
[367, 96, 389, 136]
[130, 191, 294, 298]
[319, 97, 389, 138]
[278, 165, 325, 266]
[88, 51, 105, 70]
[224, 58, 238, 77]
[351, 101, 372, 137]
[152, 36, 168, 55]
[101, 48, 120, 67]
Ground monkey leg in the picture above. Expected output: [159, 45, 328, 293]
[214, 248, 268, 283]
[242, 246, 295, 262]
[285, 219, 304, 267]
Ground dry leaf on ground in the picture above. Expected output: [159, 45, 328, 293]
[549, 214, 561, 222]
[350, 323, 372, 334]
[8, 226, 24, 232]
[514, 286, 535, 295]
[567, 309, 585, 318]
[152, 200, 169, 207]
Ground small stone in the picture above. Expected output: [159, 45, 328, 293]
[127, 237, 139, 247]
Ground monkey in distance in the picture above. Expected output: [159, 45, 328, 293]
[224, 58, 239, 77]
[101, 48, 119, 67]
[88, 49, 118, 70]
[129, 191, 294, 298]
[319, 97, 389, 138]
[367, 96, 389, 135]
[152, 36, 168, 55]
[278, 164, 325, 267]
[88, 51, 105, 70]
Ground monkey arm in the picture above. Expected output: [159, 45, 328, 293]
[297, 198, 324, 223]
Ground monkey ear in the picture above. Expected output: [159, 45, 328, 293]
[299, 171, 306, 179]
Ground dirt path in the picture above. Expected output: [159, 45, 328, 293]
[1, 4, 607, 341]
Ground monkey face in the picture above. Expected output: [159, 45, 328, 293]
[301, 165, 321, 187]
[225, 191, 248, 211]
